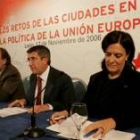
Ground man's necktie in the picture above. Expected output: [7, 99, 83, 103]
[36, 76, 42, 105]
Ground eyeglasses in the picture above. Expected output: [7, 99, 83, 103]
[27, 57, 39, 63]
[27, 57, 45, 63]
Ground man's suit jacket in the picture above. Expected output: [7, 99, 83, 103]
[27, 66, 76, 111]
[0, 64, 26, 102]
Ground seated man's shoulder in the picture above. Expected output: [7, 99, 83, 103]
[51, 67, 70, 77]
[51, 67, 71, 83]
[5, 64, 21, 77]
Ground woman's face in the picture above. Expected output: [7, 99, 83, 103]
[105, 43, 129, 78]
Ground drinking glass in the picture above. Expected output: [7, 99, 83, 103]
[70, 102, 88, 140]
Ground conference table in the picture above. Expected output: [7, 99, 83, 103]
[0, 102, 59, 140]
[0, 102, 140, 140]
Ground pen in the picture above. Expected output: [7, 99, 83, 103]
[83, 129, 98, 138]
[54, 116, 66, 120]
[83, 129, 103, 140]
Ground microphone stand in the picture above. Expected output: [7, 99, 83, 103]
[24, 87, 46, 138]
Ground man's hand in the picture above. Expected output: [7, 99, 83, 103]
[28, 104, 50, 113]
[8, 99, 26, 108]
[49, 110, 68, 125]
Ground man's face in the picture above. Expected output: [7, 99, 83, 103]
[0, 51, 6, 71]
[27, 52, 48, 75]
[105, 43, 129, 77]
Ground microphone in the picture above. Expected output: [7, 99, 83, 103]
[24, 86, 46, 138]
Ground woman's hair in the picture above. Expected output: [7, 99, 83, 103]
[27, 45, 51, 65]
[0, 48, 11, 66]
[101, 30, 135, 71]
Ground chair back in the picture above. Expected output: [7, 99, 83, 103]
[72, 78, 86, 102]
[22, 76, 30, 96]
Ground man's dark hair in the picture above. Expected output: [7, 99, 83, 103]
[27, 45, 51, 65]
[0, 48, 11, 66]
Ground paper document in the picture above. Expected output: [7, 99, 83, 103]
[0, 107, 28, 117]
[46, 113, 136, 140]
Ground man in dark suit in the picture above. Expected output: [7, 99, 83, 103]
[0, 48, 26, 104]
[10, 45, 76, 113]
